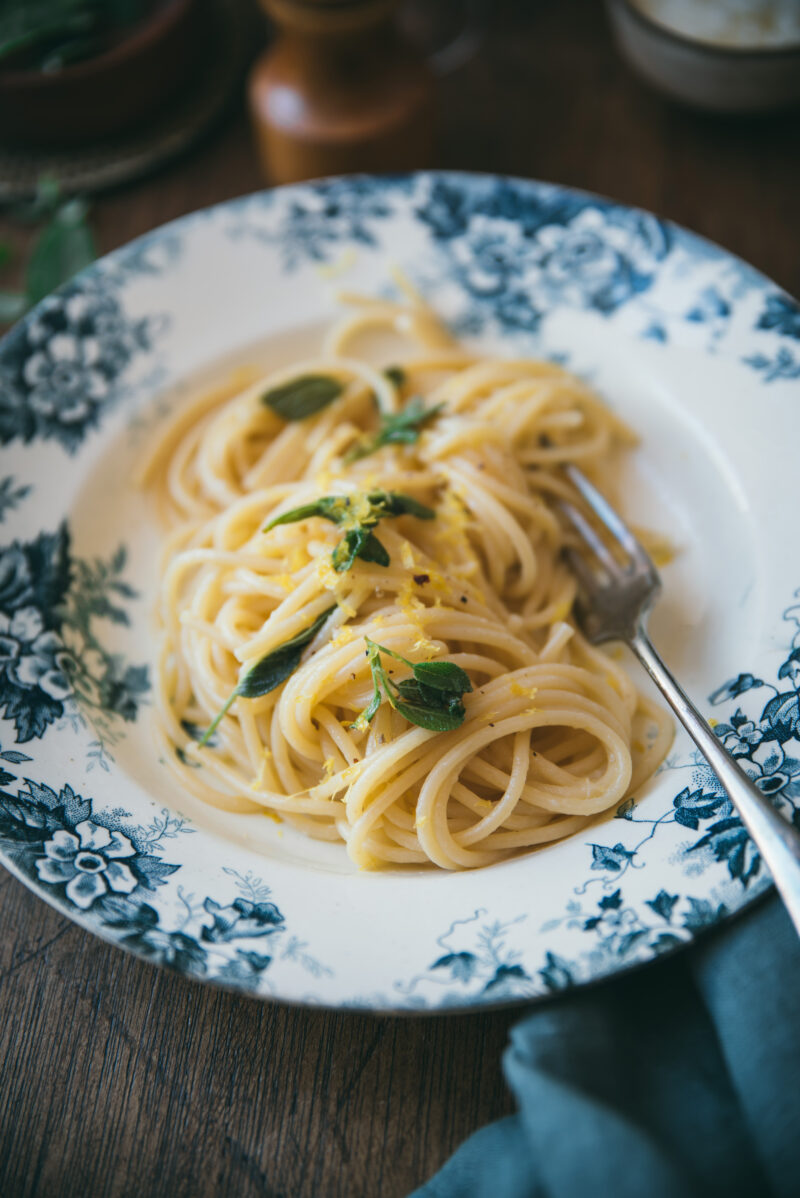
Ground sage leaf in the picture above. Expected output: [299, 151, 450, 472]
[238, 606, 337, 698]
[345, 399, 444, 462]
[265, 498, 342, 531]
[26, 197, 96, 306]
[332, 528, 389, 573]
[392, 697, 466, 732]
[265, 490, 432, 574]
[199, 606, 335, 745]
[361, 687, 382, 724]
[353, 530, 390, 566]
[395, 677, 466, 719]
[377, 492, 436, 520]
[394, 678, 453, 708]
[262, 374, 343, 421]
[412, 660, 473, 695]
[354, 639, 471, 733]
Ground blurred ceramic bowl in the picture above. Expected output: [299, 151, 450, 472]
[605, 0, 800, 112]
[0, 0, 206, 148]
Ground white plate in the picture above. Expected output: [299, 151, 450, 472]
[1, 172, 798, 1010]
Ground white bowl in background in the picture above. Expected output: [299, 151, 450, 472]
[606, 0, 800, 112]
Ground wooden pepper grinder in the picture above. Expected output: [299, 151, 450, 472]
[249, 0, 436, 184]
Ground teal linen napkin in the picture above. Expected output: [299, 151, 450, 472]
[411, 893, 799, 1198]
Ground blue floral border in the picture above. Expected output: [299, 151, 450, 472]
[0, 172, 798, 1009]
[0, 752, 290, 988]
[0, 521, 148, 751]
[224, 172, 800, 373]
[1, 173, 796, 460]
[0, 251, 171, 453]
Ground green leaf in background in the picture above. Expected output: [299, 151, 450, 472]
[25, 196, 96, 307]
[0, 243, 24, 321]
[262, 374, 344, 421]
[0, 292, 26, 322]
[10, 173, 61, 223]
[0, 180, 97, 328]
[0, 1, 149, 70]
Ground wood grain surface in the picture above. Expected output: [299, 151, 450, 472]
[1, 3, 798, 1196]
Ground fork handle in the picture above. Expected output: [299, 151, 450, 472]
[630, 627, 800, 937]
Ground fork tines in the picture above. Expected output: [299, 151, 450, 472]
[559, 463, 659, 584]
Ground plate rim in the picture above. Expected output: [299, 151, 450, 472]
[0, 168, 797, 1012]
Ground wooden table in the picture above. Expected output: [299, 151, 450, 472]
[1, 3, 798, 1195]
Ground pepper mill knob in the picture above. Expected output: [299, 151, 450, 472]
[249, 0, 436, 184]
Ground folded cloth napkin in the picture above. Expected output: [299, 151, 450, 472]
[411, 892, 800, 1198]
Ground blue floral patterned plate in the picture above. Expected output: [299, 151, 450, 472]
[1, 172, 798, 1010]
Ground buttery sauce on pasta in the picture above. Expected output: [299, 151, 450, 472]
[140, 288, 672, 870]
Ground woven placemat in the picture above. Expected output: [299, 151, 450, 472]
[0, 0, 252, 202]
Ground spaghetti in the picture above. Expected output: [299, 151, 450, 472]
[141, 288, 672, 870]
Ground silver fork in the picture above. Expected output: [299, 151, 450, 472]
[558, 462, 800, 937]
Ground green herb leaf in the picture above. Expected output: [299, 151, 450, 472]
[384, 365, 406, 387]
[25, 196, 96, 306]
[265, 498, 343, 531]
[359, 686, 383, 726]
[375, 491, 436, 520]
[410, 660, 473, 695]
[349, 639, 386, 729]
[198, 606, 335, 745]
[262, 374, 343, 421]
[369, 642, 411, 669]
[392, 697, 466, 732]
[332, 528, 389, 573]
[265, 490, 434, 574]
[393, 678, 445, 707]
[196, 689, 238, 749]
[238, 606, 336, 698]
[353, 639, 471, 733]
[351, 529, 390, 566]
[394, 677, 467, 718]
[345, 398, 445, 462]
